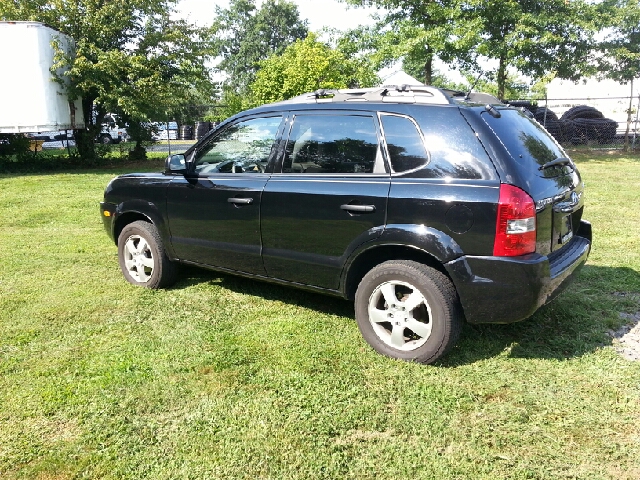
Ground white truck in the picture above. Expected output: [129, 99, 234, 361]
[0, 21, 85, 137]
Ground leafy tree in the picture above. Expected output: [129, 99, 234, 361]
[462, 0, 598, 99]
[596, 0, 640, 150]
[0, 0, 214, 159]
[212, 0, 308, 93]
[249, 33, 379, 107]
[341, 0, 472, 85]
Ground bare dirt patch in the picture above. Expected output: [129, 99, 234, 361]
[608, 311, 640, 361]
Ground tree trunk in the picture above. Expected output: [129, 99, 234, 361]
[423, 49, 433, 85]
[624, 78, 634, 152]
[75, 96, 98, 161]
[497, 53, 507, 101]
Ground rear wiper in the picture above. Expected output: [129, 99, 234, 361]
[539, 157, 574, 171]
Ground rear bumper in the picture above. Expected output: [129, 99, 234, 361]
[445, 221, 591, 324]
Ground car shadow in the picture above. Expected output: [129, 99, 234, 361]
[174, 264, 640, 366]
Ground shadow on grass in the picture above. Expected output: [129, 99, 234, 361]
[174, 264, 639, 366]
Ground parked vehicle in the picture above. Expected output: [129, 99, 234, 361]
[100, 86, 592, 364]
[98, 113, 127, 144]
[151, 122, 179, 141]
[0, 22, 85, 135]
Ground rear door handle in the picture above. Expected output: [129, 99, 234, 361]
[340, 204, 376, 213]
[228, 197, 254, 205]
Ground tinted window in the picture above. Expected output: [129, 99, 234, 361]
[410, 106, 498, 180]
[194, 116, 281, 174]
[283, 115, 381, 174]
[482, 109, 572, 178]
[381, 114, 429, 172]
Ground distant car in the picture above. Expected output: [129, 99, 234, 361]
[151, 121, 178, 141]
[100, 86, 592, 364]
[97, 114, 127, 144]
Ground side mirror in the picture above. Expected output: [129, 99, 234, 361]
[166, 154, 187, 173]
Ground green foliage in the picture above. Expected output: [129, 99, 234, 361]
[596, 0, 640, 84]
[212, 0, 308, 93]
[342, 0, 472, 85]
[0, 0, 215, 160]
[249, 33, 379, 107]
[465, 0, 598, 99]
[0, 134, 30, 159]
[342, 0, 600, 99]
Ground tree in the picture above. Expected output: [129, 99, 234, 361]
[341, 0, 472, 85]
[249, 33, 379, 107]
[597, 0, 640, 150]
[0, 0, 214, 159]
[462, 0, 598, 99]
[212, 0, 308, 93]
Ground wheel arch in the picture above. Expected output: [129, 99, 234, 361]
[343, 244, 452, 301]
[114, 211, 152, 245]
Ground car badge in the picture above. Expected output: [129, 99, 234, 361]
[570, 192, 580, 205]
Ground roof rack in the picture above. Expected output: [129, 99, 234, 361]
[274, 85, 502, 107]
[278, 85, 455, 106]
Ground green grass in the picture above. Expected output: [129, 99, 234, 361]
[1, 153, 639, 479]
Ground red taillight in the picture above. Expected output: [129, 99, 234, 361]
[493, 184, 537, 257]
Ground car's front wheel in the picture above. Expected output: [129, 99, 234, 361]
[117, 220, 177, 289]
[354, 260, 462, 364]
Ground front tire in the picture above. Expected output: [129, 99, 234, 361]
[117, 220, 177, 289]
[354, 260, 462, 364]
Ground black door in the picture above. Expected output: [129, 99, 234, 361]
[166, 115, 283, 275]
[261, 112, 390, 289]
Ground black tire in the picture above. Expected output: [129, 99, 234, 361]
[100, 134, 113, 144]
[354, 260, 463, 364]
[117, 220, 177, 289]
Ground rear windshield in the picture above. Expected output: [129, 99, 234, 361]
[482, 108, 572, 178]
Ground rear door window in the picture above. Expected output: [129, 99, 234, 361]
[282, 114, 384, 174]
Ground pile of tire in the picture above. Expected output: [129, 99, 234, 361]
[534, 107, 563, 141]
[194, 121, 211, 140]
[533, 105, 618, 145]
[559, 106, 618, 145]
[179, 124, 194, 140]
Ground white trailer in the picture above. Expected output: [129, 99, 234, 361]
[0, 21, 85, 134]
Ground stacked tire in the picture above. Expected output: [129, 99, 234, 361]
[559, 106, 618, 145]
[534, 107, 563, 141]
[195, 121, 211, 140]
[530, 105, 618, 145]
[179, 125, 194, 140]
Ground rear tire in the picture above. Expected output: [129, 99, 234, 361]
[354, 260, 462, 364]
[117, 221, 177, 289]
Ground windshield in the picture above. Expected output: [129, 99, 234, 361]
[482, 109, 572, 178]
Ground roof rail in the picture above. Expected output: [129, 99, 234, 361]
[278, 85, 455, 106]
[275, 85, 502, 107]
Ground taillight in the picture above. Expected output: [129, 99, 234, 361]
[493, 184, 536, 256]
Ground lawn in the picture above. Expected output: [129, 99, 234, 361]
[0, 153, 639, 479]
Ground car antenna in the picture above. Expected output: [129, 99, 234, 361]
[465, 72, 484, 101]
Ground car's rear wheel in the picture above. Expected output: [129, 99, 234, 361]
[117, 221, 177, 289]
[354, 260, 462, 364]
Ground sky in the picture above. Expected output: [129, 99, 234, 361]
[175, 0, 381, 32]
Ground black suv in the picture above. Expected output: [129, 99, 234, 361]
[100, 86, 591, 364]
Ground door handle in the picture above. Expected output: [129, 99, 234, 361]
[227, 197, 254, 205]
[340, 204, 376, 213]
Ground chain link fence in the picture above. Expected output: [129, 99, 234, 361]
[508, 95, 640, 151]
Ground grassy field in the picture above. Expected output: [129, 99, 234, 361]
[0, 153, 639, 479]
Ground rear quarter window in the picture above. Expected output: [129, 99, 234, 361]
[408, 106, 498, 180]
